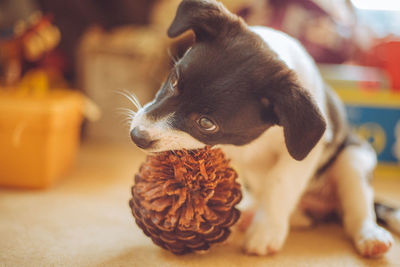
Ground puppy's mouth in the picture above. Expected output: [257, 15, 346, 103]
[134, 142, 182, 155]
[132, 140, 169, 155]
[135, 140, 157, 149]
[140, 144, 166, 154]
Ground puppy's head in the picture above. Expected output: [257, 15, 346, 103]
[130, 0, 326, 161]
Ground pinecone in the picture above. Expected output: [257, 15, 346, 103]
[129, 146, 242, 255]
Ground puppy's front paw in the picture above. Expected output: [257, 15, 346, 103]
[354, 223, 393, 258]
[242, 212, 288, 256]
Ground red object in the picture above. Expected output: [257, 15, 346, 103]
[362, 39, 400, 91]
[383, 42, 400, 91]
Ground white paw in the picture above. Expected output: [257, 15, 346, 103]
[354, 223, 393, 258]
[242, 211, 288, 255]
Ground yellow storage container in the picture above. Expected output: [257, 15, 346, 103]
[0, 89, 84, 188]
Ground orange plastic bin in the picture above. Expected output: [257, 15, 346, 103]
[0, 89, 84, 189]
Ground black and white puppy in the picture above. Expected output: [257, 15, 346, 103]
[129, 0, 400, 257]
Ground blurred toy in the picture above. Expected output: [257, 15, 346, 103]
[329, 79, 400, 168]
[0, 88, 84, 189]
[15, 68, 68, 96]
[361, 39, 400, 91]
[318, 64, 389, 90]
[0, 12, 60, 87]
[237, 0, 369, 64]
[129, 147, 242, 254]
[16, 12, 60, 62]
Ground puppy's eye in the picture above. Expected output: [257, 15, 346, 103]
[197, 117, 218, 132]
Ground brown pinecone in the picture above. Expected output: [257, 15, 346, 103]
[129, 146, 242, 255]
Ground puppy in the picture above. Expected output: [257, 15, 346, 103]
[129, 0, 400, 257]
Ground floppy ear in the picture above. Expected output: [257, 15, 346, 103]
[269, 82, 326, 161]
[167, 0, 240, 41]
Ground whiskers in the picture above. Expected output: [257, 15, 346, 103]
[114, 89, 142, 128]
[115, 107, 136, 127]
[115, 89, 142, 110]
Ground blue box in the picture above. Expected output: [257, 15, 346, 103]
[333, 87, 400, 178]
[345, 105, 400, 163]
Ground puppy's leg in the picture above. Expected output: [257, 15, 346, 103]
[330, 142, 393, 257]
[243, 144, 323, 255]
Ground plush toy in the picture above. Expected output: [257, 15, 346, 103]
[129, 146, 242, 254]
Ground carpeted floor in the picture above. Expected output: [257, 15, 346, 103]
[0, 141, 399, 267]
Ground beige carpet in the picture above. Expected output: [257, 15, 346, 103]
[1, 141, 399, 267]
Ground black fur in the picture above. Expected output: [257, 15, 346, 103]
[145, 0, 326, 160]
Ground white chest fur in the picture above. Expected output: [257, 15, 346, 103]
[221, 126, 284, 173]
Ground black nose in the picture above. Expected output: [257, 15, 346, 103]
[130, 127, 154, 149]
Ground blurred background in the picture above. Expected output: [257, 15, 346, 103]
[0, 0, 399, 187]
